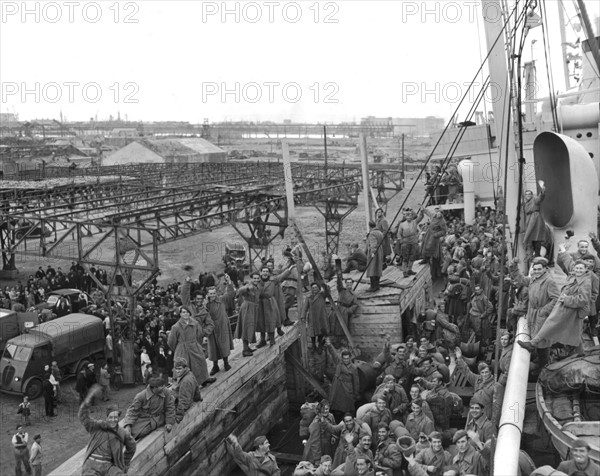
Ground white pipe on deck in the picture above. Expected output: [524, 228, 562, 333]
[494, 316, 531, 476]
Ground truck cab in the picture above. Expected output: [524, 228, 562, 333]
[0, 313, 104, 399]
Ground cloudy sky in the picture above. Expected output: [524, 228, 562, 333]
[1, 1, 597, 123]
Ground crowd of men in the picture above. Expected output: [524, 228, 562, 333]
[6, 190, 600, 475]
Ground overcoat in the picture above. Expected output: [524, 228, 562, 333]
[509, 264, 560, 335]
[328, 349, 360, 413]
[366, 229, 384, 278]
[533, 273, 592, 348]
[421, 210, 447, 259]
[258, 270, 292, 333]
[304, 290, 329, 337]
[206, 297, 234, 360]
[168, 317, 212, 385]
[301, 412, 336, 464]
[235, 284, 259, 341]
[376, 217, 392, 256]
[523, 190, 546, 243]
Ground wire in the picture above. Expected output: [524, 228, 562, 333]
[540, 0, 560, 131]
[562, 1, 600, 81]
[352, 0, 532, 291]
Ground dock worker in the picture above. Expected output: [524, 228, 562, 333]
[225, 434, 281, 476]
[79, 385, 136, 476]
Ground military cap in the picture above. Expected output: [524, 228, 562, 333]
[452, 429, 469, 443]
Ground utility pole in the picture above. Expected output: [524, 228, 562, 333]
[323, 125, 328, 179]
[401, 133, 405, 185]
[360, 134, 371, 230]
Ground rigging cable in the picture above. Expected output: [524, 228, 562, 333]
[512, 2, 532, 254]
[540, 0, 560, 130]
[563, 1, 600, 81]
[352, 0, 532, 292]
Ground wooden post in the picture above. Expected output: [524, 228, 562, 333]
[360, 134, 371, 232]
[282, 141, 308, 370]
[291, 221, 357, 354]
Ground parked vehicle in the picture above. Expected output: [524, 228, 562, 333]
[0, 219, 51, 240]
[223, 242, 249, 274]
[0, 309, 39, 354]
[35, 289, 92, 316]
[0, 313, 105, 399]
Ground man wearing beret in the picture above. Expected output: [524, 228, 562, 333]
[171, 357, 202, 423]
[556, 439, 600, 476]
[225, 434, 280, 476]
[123, 376, 176, 440]
[465, 397, 496, 448]
[451, 430, 485, 476]
[79, 385, 136, 476]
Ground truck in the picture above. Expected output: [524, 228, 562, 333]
[0, 309, 39, 354]
[0, 313, 104, 399]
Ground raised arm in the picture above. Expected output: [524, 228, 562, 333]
[180, 279, 193, 308]
[79, 385, 106, 433]
[508, 258, 530, 287]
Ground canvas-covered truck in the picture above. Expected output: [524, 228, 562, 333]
[0, 313, 104, 399]
[0, 309, 39, 354]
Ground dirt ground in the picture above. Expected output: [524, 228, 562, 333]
[0, 175, 425, 475]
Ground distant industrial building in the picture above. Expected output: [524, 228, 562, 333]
[360, 116, 445, 137]
[103, 138, 226, 165]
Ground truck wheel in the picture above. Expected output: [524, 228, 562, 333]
[24, 378, 43, 399]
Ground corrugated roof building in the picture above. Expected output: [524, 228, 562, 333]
[102, 138, 225, 165]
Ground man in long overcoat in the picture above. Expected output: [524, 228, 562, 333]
[375, 208, 392, 259]
[520, 260, 592, 356]
[167, 305, 215, 387]
[206, 286, 234, 375]
[303, 282, 329, 353]
[420, 207, 447, 280]
[366, 221, 384, 292]
[509, 256, 560, 366]
[325, 340, 360, 417]
[523, 181, 546, 256]
[257, 265, 294, 347]
[236, 272, 261, 356]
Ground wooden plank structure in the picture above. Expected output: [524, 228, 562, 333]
[50, 326, 299, 476]
[50, 264, 434, 475]
[328, 262, 433, 359]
